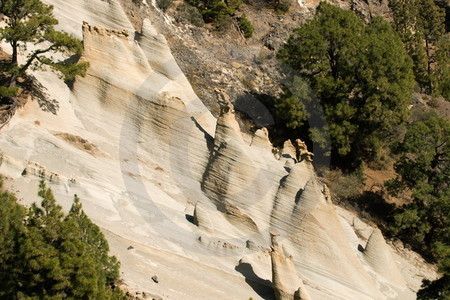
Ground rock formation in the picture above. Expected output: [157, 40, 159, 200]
[270, 232, 311, 300]
[0, 0, 428, 298]
[280, 140, 297, 162]
[43, 0, 135, 40]
[201, 92, 281, 235]
[293, 139, 314, 162]
[364, 228, 406, 286]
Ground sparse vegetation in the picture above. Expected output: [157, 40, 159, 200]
[226, 0, 242, 10]
[264, 0, 291, 13]
[187, 0, 257, 32]
[254, 49, 271, 65]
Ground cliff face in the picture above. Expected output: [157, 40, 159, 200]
[0, 0, 434, 299]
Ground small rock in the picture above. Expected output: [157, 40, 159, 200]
[231, 61, 242, 69]
[151, 275, 158, 283]
[127, 245, 134, 250]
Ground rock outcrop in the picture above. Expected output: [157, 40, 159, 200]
[364, 228, 406, 286]
[270, 232, 311, 300]
[43, 0, 135, 39]
[201, 92, 282, 235]
[0, 0, 428, 298]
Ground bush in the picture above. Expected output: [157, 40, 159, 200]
[226, 0, 242, 10]
[188, 0, 235, 29]
[238, 14, 254, 38]
[255, 48, 271, 64]
[0, 86, 19, 98]
[321, 169, 365, 202]
[203, 1, 234, 28]
[275, 0, 291, 13]
[265, 0, 291, 13]
[157, 0, 173, 11]
[176, 3, 205, 27]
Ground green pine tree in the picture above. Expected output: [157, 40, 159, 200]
[0, 179, 26, 298]
[386, 115, 450, 299]
[387, 116, 449, 257]
[389, 0, 446, 95]
[278, 3, 414, 166]
[0, 180, 126, 299]
[65, 196, 120, 288]
[18, 182, 69, 297]
[0, 0, 89, 101]
[434, 34, 450, 100]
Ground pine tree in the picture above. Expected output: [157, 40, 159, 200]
[18, 182, 68, 297]
[0, 0, 88, 101]
[0, 179, 26, 298]
[356, 16, 414, 161]
[389, 0, 446, 94]
[417, 0, 446, 93]
[0, 180, 125, 298]
[387, 115, 449, 256]
[278, 3, 414, 165]
[274, 76, 312, 130]
[386, 115, 450, 299]
[64, 195, 120, 295]
[434, 34, 450, 100]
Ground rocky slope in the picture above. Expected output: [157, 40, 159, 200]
[0, 0, 437, 299]
[124, 0, 392, 114]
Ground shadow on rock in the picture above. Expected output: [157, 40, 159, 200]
[185, 214, 195, 224]
[30, 76, 59, 114]
[235, 261, 275, 300]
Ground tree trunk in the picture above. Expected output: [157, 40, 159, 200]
[425, 39, 433, 94]
[11, 40, 18, 67]
[9, 40, 18, 88]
